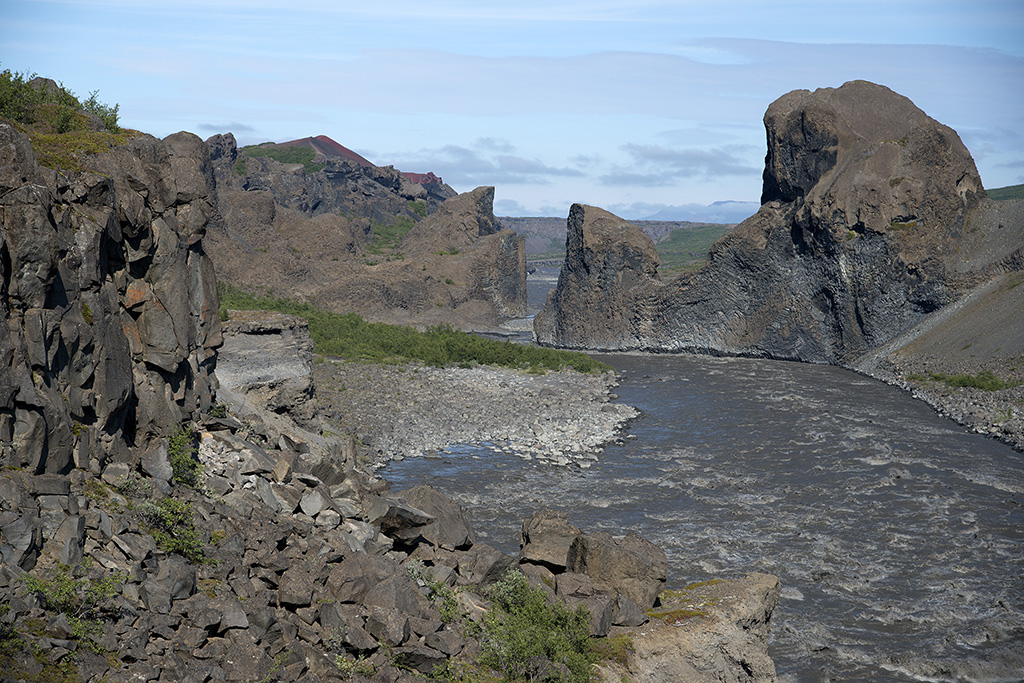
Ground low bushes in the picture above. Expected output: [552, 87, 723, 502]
[479, 569, 594, 683]
[217, 282, 610, 374]
[908, 369, 1020, 392]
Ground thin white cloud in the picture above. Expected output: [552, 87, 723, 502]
[387, 141, 585, 186]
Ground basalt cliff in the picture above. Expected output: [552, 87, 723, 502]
[535, 81, 1023, 367]
[0, 122, 221, 476]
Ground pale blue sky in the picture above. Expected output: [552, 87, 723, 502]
[2, 0, 1022, 218]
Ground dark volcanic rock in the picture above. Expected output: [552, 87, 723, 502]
[533, 204, 660, 350]
[535, 81, 1006, 365]
[519, 508, 581, 570]
[567, 531, 667, 610]
[0, 123, 221, 474]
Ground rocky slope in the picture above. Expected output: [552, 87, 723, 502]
[1, 311, 779, 682]
[205, 135, 527, 329]
[0, 122, 221, 476]
[536, 81, 1020, 363]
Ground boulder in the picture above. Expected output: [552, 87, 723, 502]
[456, 543, 516, 586]
[554, 572, 614, 637]
[519, 508, 581, 570]
[367, 496, 434, 545]
[398, 485, 475, 550]
[567, 531, 667, 610]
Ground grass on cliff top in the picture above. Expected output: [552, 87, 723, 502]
[654, 223, 735, 274]
[217, 282, 611, 374]
[1, 65, 138, 171]
[239, 143, 324, 174]
[987, 184, 1024, 201]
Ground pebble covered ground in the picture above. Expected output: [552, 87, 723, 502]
[313, 358, 639, 467]
[873, 354, 1024, 452]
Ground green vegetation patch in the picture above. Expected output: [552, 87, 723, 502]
[168, 425, 202, 489]
[20, 561, 126, 655]
[140, 497, 209, 564]
[367, 215, 417, 254]
[240, 143, 324, 173]
[653, 224, 734, 274]
[908, 369, 1020, 392]
[1, 65, 135, 172]
[218, 282, 610, 373]
[480, 569, 594, 683]
[987, 184, 1024, 201]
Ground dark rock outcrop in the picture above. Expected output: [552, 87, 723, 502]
[1, 123, 221, 475]
[535, 81, 1018, 365]
[209, 133, 455, 224]
[533, 204, 660, 349]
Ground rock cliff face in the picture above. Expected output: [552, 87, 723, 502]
[209, 133, 456, 224]
[400, 186, 527, 320]
[0, 123, 221, 474]
[533, 204, 660, 349]
[206, 135, 526, 328]
[536, 81, 1017, 364]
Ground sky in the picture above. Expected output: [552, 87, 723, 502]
[2, 1, 1023, 220]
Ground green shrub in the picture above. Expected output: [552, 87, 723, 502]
[479, 569, 593, 683]
[335, 654, 375, 679]
[81, 90, 119, 133]
[0, 65, 128, 163]
[140, 497, 207, 563]
[168, 425, 202, 488]
[407, 561, 461, 624]
[21, 562, 126, 654]
[216, 281, 610, 374]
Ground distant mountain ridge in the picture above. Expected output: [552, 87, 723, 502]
[276, 134, 444, 185]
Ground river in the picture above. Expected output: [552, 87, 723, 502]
[383, 274, 1024, 682]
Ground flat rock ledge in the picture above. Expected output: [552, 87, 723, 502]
[595, 573, 782, 683]
[315, 359, 639, 467]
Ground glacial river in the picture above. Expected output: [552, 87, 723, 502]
[383, 277, 1024, 682]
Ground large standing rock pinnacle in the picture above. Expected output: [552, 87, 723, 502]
[536, 81, 1000, 364]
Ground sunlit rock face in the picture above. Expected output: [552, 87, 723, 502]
[537, 80, 994, 364]
[1, 125, 221, 473]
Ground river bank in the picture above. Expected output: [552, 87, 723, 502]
[862, 355, 1024, 453]
[313, 358, 639, 468]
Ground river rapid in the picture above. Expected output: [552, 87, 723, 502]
[382, 277, 1024, 682]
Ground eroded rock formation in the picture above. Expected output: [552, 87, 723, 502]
[536, 81, 1020, 365]
[0, 123, 221, 474]
[206, 134, 526, 328]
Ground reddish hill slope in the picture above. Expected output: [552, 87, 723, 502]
[279, 135, 444, 185]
